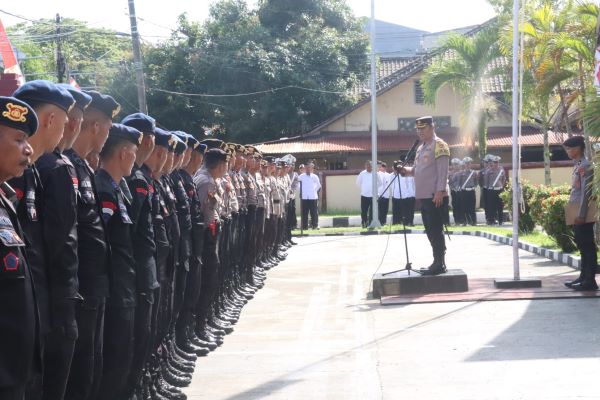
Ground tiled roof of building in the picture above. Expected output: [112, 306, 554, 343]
[256, 130, 563, 155]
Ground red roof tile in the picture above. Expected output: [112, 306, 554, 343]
[257, 131, 565, 155]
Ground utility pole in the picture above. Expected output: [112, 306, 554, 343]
[55, 13, 66, 83]
[127, 0, 148, 114]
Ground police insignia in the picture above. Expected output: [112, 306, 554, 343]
[434, 140, 450, 158]
[3, 252, 19, 271]
[3, 103, 28, 122]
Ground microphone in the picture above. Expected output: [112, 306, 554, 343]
[404, 139, 420, 163]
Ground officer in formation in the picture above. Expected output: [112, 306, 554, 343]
[481, 154, 506, 225]
[448, 158, 463, 225]
[0, 80, 298, 400]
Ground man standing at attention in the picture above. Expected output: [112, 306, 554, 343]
[400, 116, 450, 275]
[298, 161, 321, 230]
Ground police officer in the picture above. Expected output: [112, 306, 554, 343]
[488, 155, 506, 225]
[193, 148, 228, 348]
[120, 113, 162, 398]
[12, 81, 78, 400]
[0, 96, 40, 400]
[481, 154, 493, 224]
[449, 158, 463, 225]
[95, 123, 142, 400]
[400, 116, 450, 275]
[63, 89, 119, 400]
[459, 157, 478, 225]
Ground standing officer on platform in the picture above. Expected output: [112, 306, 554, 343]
[400, 116, 450, 275]
[0, 97, 40, 400]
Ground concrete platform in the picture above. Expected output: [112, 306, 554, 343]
[372, 269, 468, 298]
[381, 274, 600, 305]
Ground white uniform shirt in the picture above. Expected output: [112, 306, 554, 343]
[298, 173, 321, 200]
[378, 171, 391, 198]
[392, 175, 416, 199]
[356, 170, 382, 197]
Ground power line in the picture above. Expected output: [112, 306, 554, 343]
[146, 84, 348, 98]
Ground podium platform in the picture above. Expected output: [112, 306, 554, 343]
[372, 269, 468, 299]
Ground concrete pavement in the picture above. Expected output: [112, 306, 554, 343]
[184, 234, 600, 400]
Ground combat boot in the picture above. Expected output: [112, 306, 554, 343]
[419, 253, 447, 276]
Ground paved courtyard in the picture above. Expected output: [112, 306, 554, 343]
[184, 234, 600, 400]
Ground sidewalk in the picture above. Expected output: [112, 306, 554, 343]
[184, 234, 598, 400]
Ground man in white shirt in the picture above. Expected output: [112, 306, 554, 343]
[298, 161, 321, 229]
[356, 161, 382, 228]
[391, 168, 416, 226]
[377, 162, 391, 225]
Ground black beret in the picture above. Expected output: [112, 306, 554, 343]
[56, 83, 92, 111]
[108, 123, 142, 145]
[200, 138, 226, 150]
[83, 90, 121, 119]
[563, 135, 585, 149]
[0, 96, 39, 136]
[13, 80, 75, 113]
[121, 113, 156, 135]
[204, 148, 227, 163]
[415, 116, 433, 128]
[197, 143, 207, 154]
[263, 156, 276, 164]
[154, 127, 175, 149]
[172, 134, 187, 155]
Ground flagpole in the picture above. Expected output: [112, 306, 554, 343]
[511, 0, 521, 280]
[369, 0, 381, 228]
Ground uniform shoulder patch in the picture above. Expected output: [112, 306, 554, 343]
[434, 139, 450, 159]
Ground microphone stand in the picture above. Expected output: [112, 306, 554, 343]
[380, 142, 420, 276]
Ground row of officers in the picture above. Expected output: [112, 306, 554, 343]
[0, 79, 298, 400]
[449, 154, 507, 226]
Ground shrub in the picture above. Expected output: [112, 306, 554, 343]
[539, 194, 576, 253]
[501, 180, 535, 234]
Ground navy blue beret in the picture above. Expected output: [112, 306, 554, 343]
[0, 96, 39, 136]
[108, 123, 142, 145]
[172, 131, 190, 147]
[83, 90, 121, 119]
[13, 80, 75, 113]
[197, 143, 207, 154]
[200, 138, 225, 150]
[154, 127, 175, 149]
[172, 134, 187, 155]
[121, 113, 156, 135]
[204, 148, 227, 163]
[56, 84, 92, 111]
[186, 135, 201, 153]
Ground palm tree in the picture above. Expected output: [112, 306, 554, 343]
[421, 25, 502, 161]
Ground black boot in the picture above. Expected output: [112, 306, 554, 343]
[420, 252, 447, 276]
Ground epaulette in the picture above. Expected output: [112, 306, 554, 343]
[434, 138, 450, 159]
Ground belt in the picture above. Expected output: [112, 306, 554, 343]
[463, 188, 475, 191]
[493, 188, 503, 191]
[273, 200, 281, 204]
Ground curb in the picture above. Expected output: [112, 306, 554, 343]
[294, 229, 581, 270]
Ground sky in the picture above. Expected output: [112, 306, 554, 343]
[1, 0, 497, 39]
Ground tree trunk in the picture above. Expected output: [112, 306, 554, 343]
[477, 112, 487, 161]
[543, 121, 551, 185]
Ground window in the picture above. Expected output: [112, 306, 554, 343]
[414, 80, 424, 104]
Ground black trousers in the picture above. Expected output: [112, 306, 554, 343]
[255, 208, 266, 263]
[197, 228, 221, 328]
[392, 198, 402, 225]
[378, 197, 390, 225]
[64, 298, 105, 400]
[42, 300, 78, 400]
[124, 292, 153, 397]
[421, 197, 448, 261]
[400, 197, 415, 225]
[360, 196, 373, 227]
[0, 386, 26, 400]
[451, 190, 463, 225]
[96, 306, 135, 400]
[462, 190, 477, 225]
[486, 189, 504, 223]
[301, 199, 318, 229]
[574, 223, 598, 281]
